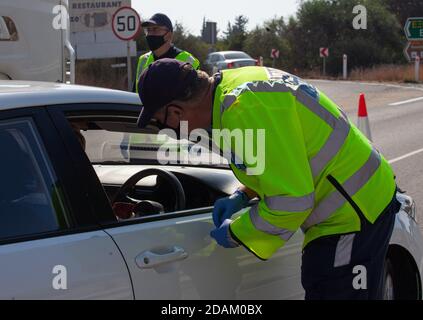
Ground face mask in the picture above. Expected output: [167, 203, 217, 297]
[151, 105, 183, 139]
[146, 35, 166, 51]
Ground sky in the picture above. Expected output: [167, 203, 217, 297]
[132, 0, 300, 37]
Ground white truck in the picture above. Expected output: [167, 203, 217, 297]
[0, 0, 75, 83]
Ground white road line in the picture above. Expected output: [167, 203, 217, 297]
[389, 96, 423, 106]
[389, 148, 423, 164]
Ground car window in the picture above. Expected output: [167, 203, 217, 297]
[0, 16, 19, 41]
[223, 52, 252, 60]
[209, 54, 221, 63]
[70, 117, 228, 168]
[0, 119, 69, 241]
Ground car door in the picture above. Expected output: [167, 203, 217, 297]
[106, 212, 305, 300]
[47, 103, 306, 300]
[0, 108, 133, 299]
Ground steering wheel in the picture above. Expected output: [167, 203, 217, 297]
[111, 168, 186, 217]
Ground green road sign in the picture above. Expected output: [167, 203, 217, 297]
[404, 17, 423, 40]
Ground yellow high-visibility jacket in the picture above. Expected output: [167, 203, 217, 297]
[211, 66, 396, 260]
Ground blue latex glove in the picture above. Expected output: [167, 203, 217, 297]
[212, 190, 249, 227]
[210, 219, 240, 248]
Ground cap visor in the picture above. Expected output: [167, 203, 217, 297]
[141, 20, 158, 27]
[136, 106, 155, 128]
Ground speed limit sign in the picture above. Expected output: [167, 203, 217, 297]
[112, 6, 141, 41]
[112, 7, 141, 91]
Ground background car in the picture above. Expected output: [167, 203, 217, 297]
[203, 51, 259, 74]
[0, 80, 422, 300]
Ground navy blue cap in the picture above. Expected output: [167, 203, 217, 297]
[137, 58, 198, 128]
[141, 13, 173, 32]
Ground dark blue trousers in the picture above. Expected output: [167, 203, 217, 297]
[301, 192, 401, 300]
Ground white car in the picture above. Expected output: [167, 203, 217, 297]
[0, 81, 422, 300]
[203, 51, 259, 75]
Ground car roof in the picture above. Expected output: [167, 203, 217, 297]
[209, 51, 246, 55]
[0, 81, 141, 111]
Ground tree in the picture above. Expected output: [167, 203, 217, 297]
[223, 15, 249, 51]
[285, 0, 405, 75]
[244, 17, 292, 70]
[383, 0, 423, 26]
[172, 22, 210, 65]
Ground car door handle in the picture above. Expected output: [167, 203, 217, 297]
[135, 246, 188, 269]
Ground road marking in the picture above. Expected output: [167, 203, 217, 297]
[389, 148, 423, 164]
[389, 96, 423, 106]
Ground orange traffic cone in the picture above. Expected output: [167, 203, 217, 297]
[357, 93, 372, 141]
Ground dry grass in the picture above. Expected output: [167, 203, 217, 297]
[349, 64, 423, 83]
[75, 59, 132, 91]
[298, 68, 334, 80]
[296, 64, 423, 83]
[75, 60, 423, 89]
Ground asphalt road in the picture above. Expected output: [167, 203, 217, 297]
[309, 79, 423, 229]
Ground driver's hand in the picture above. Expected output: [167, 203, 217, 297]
[113, 202, 136, 220]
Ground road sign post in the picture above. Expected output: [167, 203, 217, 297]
[416, 56, 420, 82]
[270, 49, 279, 68]
[127, 41, 132, 90]
[112, 7, 141, 91]
[343, 54, 348, 80]
[323, 57, 326, 77]
[320, 47, 329, 77]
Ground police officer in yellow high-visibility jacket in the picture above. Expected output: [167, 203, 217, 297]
[135, 58, 401, 300]
[123, 13, 200, 160]
[134, 13, 200, 93]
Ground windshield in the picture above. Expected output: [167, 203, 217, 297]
[223, 52, 252, 60]
[76, 119, 229, 168]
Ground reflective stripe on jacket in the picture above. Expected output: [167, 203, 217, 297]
[212, 66, 396, 260]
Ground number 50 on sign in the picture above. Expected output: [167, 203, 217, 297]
[112, 6, 141, 41]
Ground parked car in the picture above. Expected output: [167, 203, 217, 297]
[203, 51, 259, 74]
[0, 80, 422, 300]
